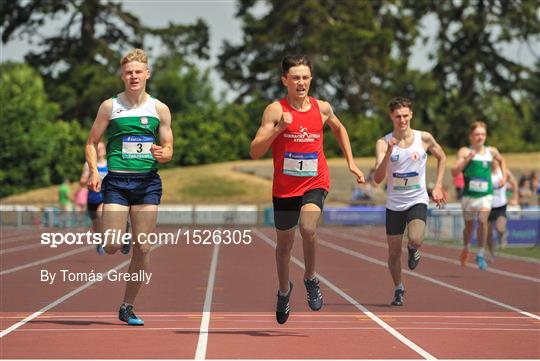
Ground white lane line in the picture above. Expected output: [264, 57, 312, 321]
[253, 229, 436, 360]
[0, 246, 93, 276]
[0, 243, 43, 255]
[0, 259, 131, 338]
[194, 243, 220, 360]
[319, 238, 540, 321]
[11, 326, 540, 332]
[320, 228, 540, 284]
[2, 314, 535, 319]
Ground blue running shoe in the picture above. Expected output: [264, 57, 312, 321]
[96, 243, 105, 256]
[476, 255, 488, 270]
[119, 304, 144, 326]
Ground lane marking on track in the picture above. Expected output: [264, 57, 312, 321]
[0, 244, 44, 255]
[318, 238, 540, 321]
[11, 326, 539, 332]
[1, 244, 163, 338]
[253, 229, 437, 360]
[0, 246, 93, 276]
[0, 259, 131, 338]
[1, 314, 535, 319]
[320, 228, 540, 284]
[194, 243, 220, 360]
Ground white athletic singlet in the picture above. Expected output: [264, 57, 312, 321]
[491, 168, 507, 208]
[385, 130, 429, 211]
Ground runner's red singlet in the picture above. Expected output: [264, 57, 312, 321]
[271, 97, 330, 197]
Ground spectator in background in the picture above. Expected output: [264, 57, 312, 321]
[73, 181, 88, 225]
[453, 172, 465, 200]
[58, 179, 72, 227]
[518, 176, 534, 207]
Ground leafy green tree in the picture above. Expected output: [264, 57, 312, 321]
[0, 62, 86, 197]
[218, 0, 420, 115]
[407, 0, 540, 148]
[1, 0, 210, 125]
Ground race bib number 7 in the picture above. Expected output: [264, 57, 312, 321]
[283, 152, 318, 177]
[392, 172, 420, 191]
[122, 135, 154, 159]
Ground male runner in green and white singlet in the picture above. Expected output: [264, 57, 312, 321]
[451, 121, 507, 270]
[86, 49, 173, 326]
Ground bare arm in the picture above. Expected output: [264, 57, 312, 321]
[249, 102, 289, 160]
[321, 101, 364, 183]
[151, 100, 173, 163]
[373, 137, 395, 184]
[423, 131, 447, 207]
[86, 99, 112, 192]
[451, 147, 474, 177]
[507, 169, 519, 205]
[490, 147, 508, 186]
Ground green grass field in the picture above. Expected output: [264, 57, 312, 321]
[2, 152, 539, 206]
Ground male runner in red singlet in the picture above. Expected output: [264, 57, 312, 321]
[250, 55, 365, 324]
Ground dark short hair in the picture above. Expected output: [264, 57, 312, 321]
[281, 55, 312, 76]
[388, 97, 413, 113]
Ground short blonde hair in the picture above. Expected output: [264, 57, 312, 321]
[470, 121, 487, 134]
[120, 48, 148, 67]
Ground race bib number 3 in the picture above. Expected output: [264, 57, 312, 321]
[392, 172, 420, 191]
[283, 152, 318, 177]
[122, 135, 154, 159]
[469, 178, 489, 193]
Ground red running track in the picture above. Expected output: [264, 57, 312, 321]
[0, 225, 539, 359]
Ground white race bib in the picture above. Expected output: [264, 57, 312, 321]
[122, 135, 154, 159]
[392, 172, 420, 191]
[283, 152, 318, 177]
[469, 178, 489, 193]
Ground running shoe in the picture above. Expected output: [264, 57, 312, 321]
[407, 245, 420, 270]
[119, 304, 144, 326]
[276, 282, 293, 324]
[391, 289, 405, 306]
[304, 277, 323, 311]
[476, 255, 488, 271]
[460, 249, 469, 267]
[96, 243, 105, 255]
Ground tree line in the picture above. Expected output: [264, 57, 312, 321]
[1, 0, 538, 197]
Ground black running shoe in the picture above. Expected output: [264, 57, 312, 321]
[304, 277, 323, 311]
[276, 282, 293, 324]
[407, 245, 420, 270]
[119, 304, 144, 326]
[391, 289, 405, 306]
[121, 222, 131, 255]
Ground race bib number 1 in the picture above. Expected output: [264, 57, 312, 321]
[122, 135, 154, 159]
[283, 152, 318, 177]
[392, 172, 420, 191]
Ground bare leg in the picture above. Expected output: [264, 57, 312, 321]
[298, 203, 322, 280]
[387, 234, 403, 287]
[275, 228, 296, 294]
[122, 204, 157, 304]
[407, 219, 426, 249]
[102, 203, 129, 254]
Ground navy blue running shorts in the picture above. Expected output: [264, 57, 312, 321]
[102, 170, 162, 206]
